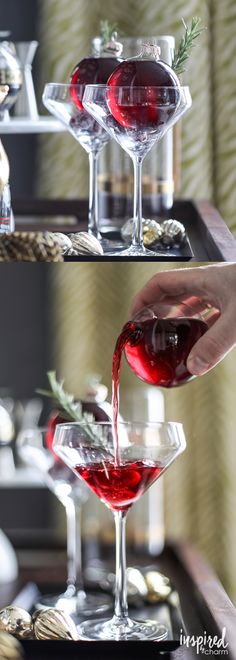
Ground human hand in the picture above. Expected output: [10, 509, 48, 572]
[129, 263, 236, 376]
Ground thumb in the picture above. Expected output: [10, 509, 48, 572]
[187, 311, 236, 376]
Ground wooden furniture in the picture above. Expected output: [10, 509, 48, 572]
[1, 542, 235, 658]
[13, 198, 236, 262]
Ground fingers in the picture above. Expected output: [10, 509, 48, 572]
[187, 309, 236, 375]
[129, 266, 213, 317]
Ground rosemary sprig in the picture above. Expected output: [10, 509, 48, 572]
[172, 17, 206, 75]
[100, 20, 119, 43]
[37, 371, 85, 421]
[37, 371, 104, 445]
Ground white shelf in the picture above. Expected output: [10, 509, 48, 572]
[0, 117, 66, 134]
[0, 466, 45, 488]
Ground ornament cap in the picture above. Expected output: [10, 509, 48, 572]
[140, 42, 161, 61]
[92, 32, 123, 58]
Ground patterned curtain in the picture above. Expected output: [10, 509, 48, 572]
[37, 0, 236, 232]
[49, 262, 236, 605]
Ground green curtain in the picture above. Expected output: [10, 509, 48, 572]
[49, 262, 236, 605]
[37, 0, 236, 232]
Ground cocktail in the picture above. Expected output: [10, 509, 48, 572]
[83, 81, 191, 256]
[43, 83, 110, 246]
[53, 420, 186, 640]
[17, 428, 111, 618]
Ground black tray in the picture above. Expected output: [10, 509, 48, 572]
[21, 594, 183, 658]
[13, 198, 236, 261]
[3, 543, 236, 659]
[64, 232, 193, 262]
[16, 578, 184, 657]
[21, 638, 175, 659]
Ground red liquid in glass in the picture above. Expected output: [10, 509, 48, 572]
[70, 56, 122, 110]
[124, 317, 207, 387]
[75, 460, 163, 512]
[107, 59, 180, 129]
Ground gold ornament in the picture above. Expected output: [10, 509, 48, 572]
[0, 632, 23, 659]
[34, 608, 78, 641]
[143, 220, 163, 247]
[0, 607, 33, 640]
[121, 218, 163, 247]
[68, 232, 103, 255]
[144, 571, 172, 603]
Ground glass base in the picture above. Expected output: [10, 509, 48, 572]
[36, 589, 112, 618]
[106, 244, 161, 257]
[77, 615, 168, 641]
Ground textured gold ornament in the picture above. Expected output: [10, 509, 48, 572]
[142, 220, 163, 246]
[0, 232, 63, 262]
[144, 571, 172, 603]
[68, 232, 103, 255]
[121, 218, 163, 246]
[34, 608, 78, 641]
[0, 632, 24, 659]
[0, 607, 33, 640]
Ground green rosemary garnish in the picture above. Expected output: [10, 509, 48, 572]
[37, 371, 86, 421]
[37, 371, 104, 444]
[172, 17, 206, 75]
[100, 20, 119, 43]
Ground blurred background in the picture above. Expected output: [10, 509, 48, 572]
[0, 261, 236, 605]
[0, 0, 236, 233]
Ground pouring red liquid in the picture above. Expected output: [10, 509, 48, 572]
[111, 311, 207, 463]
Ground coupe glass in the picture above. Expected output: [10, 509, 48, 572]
[54, 420, 186, 640]
[17, 428, 111, 618]
[43, 83, 119, 251]
[83, 85, 191, 256]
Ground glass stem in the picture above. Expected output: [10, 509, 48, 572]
[114, 510, 128, 620]
[132, 155, 144, 249]
[88, 151, 101, 240]
[65, 496, 84, 594]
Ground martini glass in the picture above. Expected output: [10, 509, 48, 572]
[43, 83, 121, 251]
[53, 420, 186, 640]
[17, 428, 111, 618]
[83, 85, 192, 256]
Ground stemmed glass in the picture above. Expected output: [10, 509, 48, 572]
[17, 428, 111, 618]
[43, 83, 114, 250]
[54, 420, 186, 640]
[83, 85, 192, 256]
